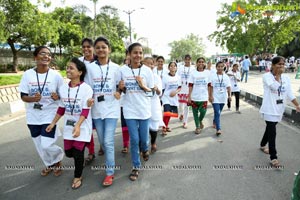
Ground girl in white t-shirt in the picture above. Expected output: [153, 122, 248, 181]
[118, 43, 154, 181]
[226, 63, 241, 113]
[46, 57, 93, 189]
[259, 56, 300, 167]
[19, 46, 64, 177]
[143, 57, 163, 153]
[188, 57, 211, 134]
[161, 61, 182, 135]
[78, 38, 98, 165]
[208, 61, 231, 136]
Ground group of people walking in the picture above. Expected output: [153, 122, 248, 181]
[19, 36, 300, 190]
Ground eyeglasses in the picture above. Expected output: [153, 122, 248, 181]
[38, 52, 52, 57]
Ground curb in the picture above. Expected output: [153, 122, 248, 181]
[240, 90, 300, 123]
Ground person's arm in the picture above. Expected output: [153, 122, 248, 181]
[208, 83, 213, 103]
[291, 98, 300, 112]
[45, 107, 65, 132]
[21, 92, 41, 103]
[72, 115, 86, 138]
[188, 83, 193, 103]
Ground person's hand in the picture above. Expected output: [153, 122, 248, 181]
[136, 76, 144, 87]
[72, 125, 80, 138]
[169, 91, 177, 97]
[114, 92, 121, 100]
[51, 92, 59, 101]
[118, 80, 125, 90]
[87, 98, 94, 107]
[188, 96, 192, 104]
[296, 105, 300, 113]
[45, 123, 55, 133]
[33, 92, 41, 102]
[209, 96, 214, 103]
[228, 96, 232, 102]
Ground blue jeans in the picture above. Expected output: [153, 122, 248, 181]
[125, 119, 150, 168]
[212, 103, 224, 131]
[241, 70, 248, 82]
[93, 118, 118, 175]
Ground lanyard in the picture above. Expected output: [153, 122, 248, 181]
[68, 85, 80, 115]
[96, 60, 110, 93]
[35, 68, 49, 95]
[277, 76, 282, 97]
[182, 66, 190, 85]
[217, 74, 223, 88]
[130, 65, 142, 89]
[232, 71, 237, 83]
[157, 68, 163, 78]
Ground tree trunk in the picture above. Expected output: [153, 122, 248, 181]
[7, 39, 18, 73]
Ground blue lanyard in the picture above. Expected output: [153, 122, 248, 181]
[68, 84, 80, 115]
[96, 60, 110, 93]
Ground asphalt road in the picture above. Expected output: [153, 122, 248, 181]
[0, 99, 299, 200]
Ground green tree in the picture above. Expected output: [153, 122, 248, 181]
[168, 33, 205, 61]
[0, 0, 59, 72]
[208, 0, 300, 57]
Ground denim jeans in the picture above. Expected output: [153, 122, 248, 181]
[212, 103, 225, 131]
[93, 118, 118, 175]
[241, 70, 248, 82]
[125, 118, 150, 168]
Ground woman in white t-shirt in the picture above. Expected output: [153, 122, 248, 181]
[208, 61, 231, 136]
[46, 57, 93, 189]
[188, 57, 211, 134]
[143, 57, 163, 153]
[227, 63, 241, 113]
[259, 56, 300, 167]
[161, 61, 182, 135]
[118, 43, 154, 181]
[19, 46, 64, 177]
[78, 38, 98, 165]
[84, 36, 121, 187]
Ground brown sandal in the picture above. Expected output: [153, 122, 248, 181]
[151, 144, 157, 154]
[260, 146, 269, 154]
[41, 167, 53, 176]
[142, 151, 149, 161]
[72, 177, 82, 189]
[121, 147, 128, 154]
[270, 159, 280, 168]
[129, 169, 139, 181]
[53, 161, 62, 177]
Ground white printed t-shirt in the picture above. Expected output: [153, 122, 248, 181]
[84, 60, 121, 119]
[259, 72, 295, 122]
[177, 65, 195, 94]
[59, 82, 93, 142]
[120, 65, 154, 120]
[210, 73, 231, 104]
[227, 70, 241, 92]
[161, 74, 181, 106]
[19, 68, 64, 124]
[188, 70, 211, 102]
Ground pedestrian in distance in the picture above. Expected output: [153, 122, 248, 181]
[188, 57, 211, 134]
[227, 63, 241, 113]
[19, 46, 64, 177]
[46, 57, 93, 189]
[118, 42, 154, 181]
[241, 55, 251, 83]
[209, 61, 231, 136]
[259, 56, 300, 168]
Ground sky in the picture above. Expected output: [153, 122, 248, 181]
[31, 0, 235, 58]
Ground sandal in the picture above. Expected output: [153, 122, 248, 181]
[216, 130, 222, 136]
[102, 175, 114, 187]
[270, 159, 280, 168]
[98, 148, 104, 156]
[195, 128, 201, 135]
[200, 122, 204, 129]
[85, 154, 95, 166]
[166, 127, 172, 132]
[142, 151, 150, 161]
[162, 127, 167, 136]
[41, 167, 53, 176]
[151, 144, 157, 154]
[260, 146, 269, 154]
[72, 177, 83, 189]
[129, 169, 139, 181]
[121, 147, 128, 154]
[53, 161, 62, 177]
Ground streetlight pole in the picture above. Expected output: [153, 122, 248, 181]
[123, 8, 144, 43]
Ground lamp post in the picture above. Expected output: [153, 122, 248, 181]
[123, 8, 144, 43]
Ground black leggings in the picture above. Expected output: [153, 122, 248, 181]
[227, 91, 240, 110]
[149, 130, 158, 145]
[260, 121, 278, 160]
[65, 148, 85, 178]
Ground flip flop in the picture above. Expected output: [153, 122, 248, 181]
[72, 177, 83, 190]
[102, 175, 114, 187]
[121, 147, 128, 154]
[129, 169, 139, 181]
[260, 146, 269, 154]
